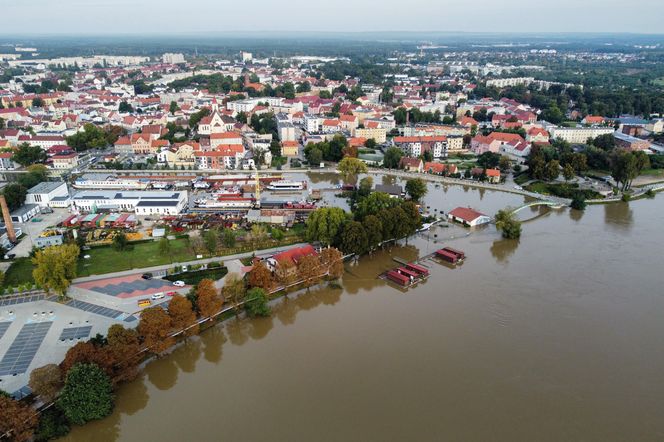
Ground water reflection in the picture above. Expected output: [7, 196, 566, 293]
[173, 339, 201, 373]
[248, 316, 274, 341]
[604, 202, 634, 231]
[569, 208, 584, 222]
[147, 358, 179, 391]
[490, 238, 520, 263]
[202, 326, 226, 364]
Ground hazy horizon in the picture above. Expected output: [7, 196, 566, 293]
[3, 0, 664, 35]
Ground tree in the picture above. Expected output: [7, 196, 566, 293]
[364, 138, 377, 149]
[477, 152, 501, 169]
[169, 101, 179, 115]
[29, 364, 62, 401]
[545, 160, 560, 181]
[562, 163, 575, 182]
[57, 363, 114, 425]
[358, 176, 373, 197]
[221, 273, 245, 311]
[66, 123, 114, 151]
[168, 295, 199, 336]
[32, 97, 45, 107]
[610, 150, 648, 191]
[34, 407, 70, 442]
[106, 324, 141, 382]
[570, 196, 587, 211]
[247, 261, 274, 292]
[112, 232, 128, 251]
[2, 183, 27, 211]
[354, 191, 400, 219]
[339, 221, 368, 255]
[197, 279, 223, 319]
[337, 157, 368, 184]
[383, 147, 403, 169]
[362, 215, 383, 251]
[221, 228, 236, 248]
[137, 306, 174, 354]
[305, 207, 349, 246]
[158, 237, 171, 255]
[32, 244, 80, 299]
[11, 143, 47, 166]
[405, 178, 428, 201]
[591, 134, 616, 151]
[297, 254, 322, 288]
[244, 287, 271, 317]
[319, 247, 344, 279]
[495, 209, 522, 239]
[118, 101, 133, 113]
[498, 155, 511, 173]
[60, 341, 111, 376]
[203, 229, 217, 254]
[0, 394, 38, 442]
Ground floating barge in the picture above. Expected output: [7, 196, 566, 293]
[434, 247, 466, 265]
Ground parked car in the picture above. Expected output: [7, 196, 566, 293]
[166, 291, 177, 297]
[172, 280, 185, 287]
[151, 292, 165, 300]
[141, 273, 153, 280]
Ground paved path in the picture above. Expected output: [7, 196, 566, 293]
[73, 243, 307, 284]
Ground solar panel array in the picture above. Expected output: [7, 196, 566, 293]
[0, 294, 46, 307]
[59, 325, 92, 341]
[64, 299, 124, 320]
[0, 322, 52, 376]
[0, 322, 11, 340]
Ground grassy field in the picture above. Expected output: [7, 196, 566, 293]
[3, 258, 34, 289]
[77, 238, 196, 277]
[164, 267, 228, 285]
[653, 77, 664, 87]
[524, 182, 603, 199]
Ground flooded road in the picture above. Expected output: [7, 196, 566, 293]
[65, 183, 664, 441]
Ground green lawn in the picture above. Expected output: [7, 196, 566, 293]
[653, 77, 664, 87]
[77, 238, 196, 277]
[164, 267, 228, 285]
[3, 258, 35, 289]
[524, 181, 603, 199]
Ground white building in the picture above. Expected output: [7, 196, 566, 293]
[241, 51, 253, 63]
[304, 116, 321, 133]
[25, 181, 70, 208]
[72, 190, 188, 215]
[162, 53, 185, 64]
[549, 127, 615, 144]
[278, 122, 296, 142]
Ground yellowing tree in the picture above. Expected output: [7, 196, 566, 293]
[32, 244, 80, 299]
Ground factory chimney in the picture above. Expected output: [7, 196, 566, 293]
[0, 195, 16, 243]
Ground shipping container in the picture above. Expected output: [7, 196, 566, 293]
[405, 263, 429, 276]
[442, 247, 465, 260]
[397, 267, 419, 280]
[386, 270, 411, 286]
[436, 249, 458, 264]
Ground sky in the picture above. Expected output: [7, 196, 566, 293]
[3, 0, 664, 35]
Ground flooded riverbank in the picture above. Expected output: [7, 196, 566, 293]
[64, 184, 664, 441]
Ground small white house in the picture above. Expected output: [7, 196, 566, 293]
[447, 207, 491, 227]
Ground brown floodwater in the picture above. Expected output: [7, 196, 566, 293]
[64, 183, 664, 441]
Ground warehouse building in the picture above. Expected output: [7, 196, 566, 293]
[71, 190, 188, 215]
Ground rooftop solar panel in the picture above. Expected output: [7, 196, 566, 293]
[0, 322, 52, 376]
[59, 325, 92, 341]
[0, 322, 11, 340]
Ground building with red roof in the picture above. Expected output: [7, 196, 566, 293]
[447, 207, 491, 227]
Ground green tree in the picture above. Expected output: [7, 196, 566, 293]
[169, 101, 179, 115]
[495, 209, 522, 239]
[221, 228, 236, 248]
[570, 196, 587, 211]
[244, 287, 271, 317]
[498, 155, 511, 173]
[118, 101, 133, 113]
[338, 157, 368, 184]
[112, 232, 128, 251]
[11, 143, 47, 166]
[383, 147, 403, 169]
[358, 176, 373, 197]
[2, 183, 27, 211]
[305, 207, 350, 246]
[158, 237, 170, 255]
[339, 221, 368, 255]
[66, 123, 114, 151]
[57, 363, 114, 425]
[203, 229, 217, 254]
[35, 407, 70, 442]
[545, 160, 560, 181]
[32, 244, 80, 299]
[562, 163, 575, 181]
[362, 215, 383, 251]
[405, 178, 428, 201]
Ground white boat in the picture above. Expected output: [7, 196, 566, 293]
[266, 180, 306, 191]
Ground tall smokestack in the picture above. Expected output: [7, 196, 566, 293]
[0, 195, 16, 243]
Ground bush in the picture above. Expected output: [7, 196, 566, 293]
[57, 363, 114, 425]
[645, 189, 655, 198]
[570, 196, 587, 211]
[35, 407, 70, 441]
[621, 193, 631, 202]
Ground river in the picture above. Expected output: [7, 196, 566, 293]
[64, 180, 664, 441]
